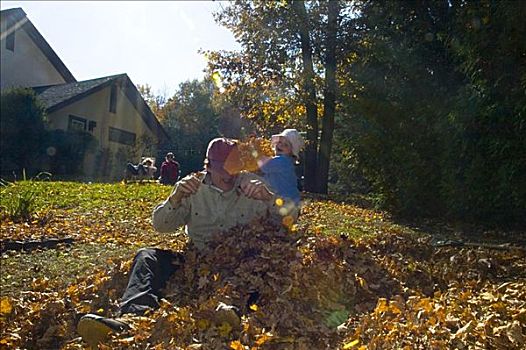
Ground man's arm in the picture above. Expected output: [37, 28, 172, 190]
[152, 198, 189, 232]
[160, 163, 167, 178]
[239, 176, 275, 201]
[239, 172, 299, 222]
[151, 173, 203, 232]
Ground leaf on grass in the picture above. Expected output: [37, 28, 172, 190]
[343, 339, 360, 348]
[254, 332, 273, 346]
[230, 340, 244, 350]
[0, 297, 13, 316]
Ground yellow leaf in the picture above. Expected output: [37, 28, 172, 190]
[230, 340, 244, 350]
[255, 332, 273, 346]
[375, 298, 388, 313]
[66, 284, 78, 295]
[0, 297, 13, 316]
[355, 275, 367, 288]
[343, 339, 360, 349]
[388, 300, 402, 314]
[249, 304, 258, 311]
[415, 298, 433, 313]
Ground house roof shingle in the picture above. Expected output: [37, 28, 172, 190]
[33, 74, 124, 110]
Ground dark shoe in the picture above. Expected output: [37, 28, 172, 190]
[77, 313, 129, 347]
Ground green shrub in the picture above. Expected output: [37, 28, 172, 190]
[0, 88, 47, 177]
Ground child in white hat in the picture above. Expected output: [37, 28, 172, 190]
[258, 128, 305, 210]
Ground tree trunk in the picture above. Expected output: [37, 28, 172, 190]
[292, 0, 319, 193]
[317, 0, 339, 194]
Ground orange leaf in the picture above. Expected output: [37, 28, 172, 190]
[230, 340, 244, 350]
[0, 297, 13, 316]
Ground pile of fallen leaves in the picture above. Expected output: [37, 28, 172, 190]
[1, 187, 525, 349]
[342, 234, 526, 349]
[1, 217, 398, 349]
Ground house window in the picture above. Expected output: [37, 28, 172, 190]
[6, 31, 15, 52]
[109, 127, 136, 146]
[88, 121, 97, 132]
[68, 115, 87, 132]
[109, 85, 117, 113]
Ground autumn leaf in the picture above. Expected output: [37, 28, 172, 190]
[0, 297, 13, 316]
[230, 340, 244, 350]
[343, 339, 360, 348]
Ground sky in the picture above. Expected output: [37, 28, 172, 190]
[2, 1, 240, 97]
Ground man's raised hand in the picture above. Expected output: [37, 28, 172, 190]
[168, 173, 202, 205]
[239, 178, 274, 201]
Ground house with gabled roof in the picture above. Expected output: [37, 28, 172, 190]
[0, 7, 76, 89]
[1, 7, 170, 179]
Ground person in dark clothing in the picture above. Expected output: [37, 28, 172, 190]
[124, 158, 157, 182]
[158, 152, 180, 185]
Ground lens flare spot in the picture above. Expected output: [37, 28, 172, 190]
[279, 207, 289, 216]
[46, 146, 57, 156]
[212, 71, 222, 87]
[282, 215, 294, 227]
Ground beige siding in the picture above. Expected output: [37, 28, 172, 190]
[47, 85, 155, 146]
[1, 22, 67, 90]
[46, 84, 158, 177]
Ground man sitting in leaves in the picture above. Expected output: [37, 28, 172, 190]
[77, 137, 286, 347]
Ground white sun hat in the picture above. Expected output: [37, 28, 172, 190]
[271, 129, 305, 158]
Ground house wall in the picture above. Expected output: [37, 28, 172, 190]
[0, 21, 68, 90]
[46, 84, 158, 178]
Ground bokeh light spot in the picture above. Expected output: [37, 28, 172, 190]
[46, 146, 57, 156]
[282, 215, 294, 227]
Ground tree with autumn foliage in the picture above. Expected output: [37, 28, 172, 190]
[137, 84, 167, 123]
[205, 0, 347, 194]
[155, 79, 222, 175]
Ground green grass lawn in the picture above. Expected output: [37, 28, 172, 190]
[0, 181, 181, 298]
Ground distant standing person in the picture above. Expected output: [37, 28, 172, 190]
[158, 152, 180, 185]
[258, 129, 304, 217]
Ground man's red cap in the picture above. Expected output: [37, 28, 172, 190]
[205, 138, 243, 176]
